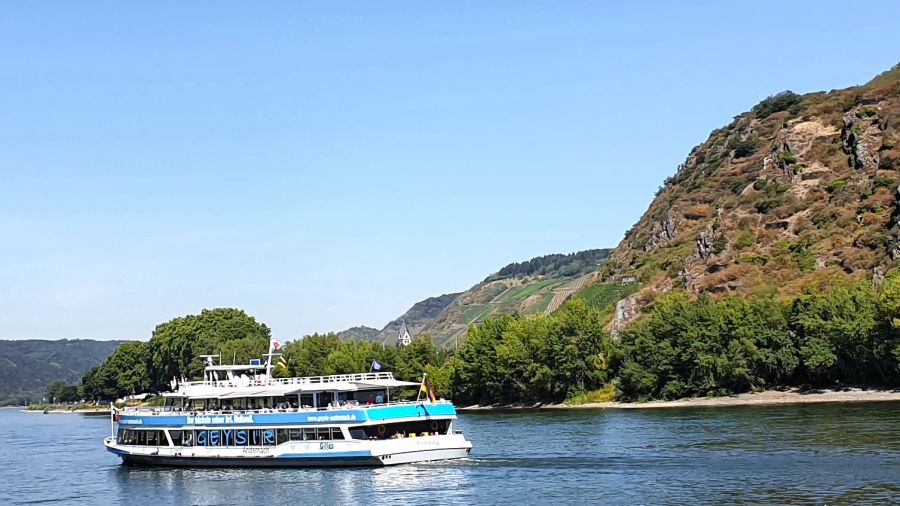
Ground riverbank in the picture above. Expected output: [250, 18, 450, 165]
[22, 406, 109, 414]
[459, 387, 900, 411]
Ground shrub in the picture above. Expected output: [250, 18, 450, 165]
[730, 181, 746, 195]
[740, 253, 768, 265]
[735, 230, 756, 249]
[858, 107, 877, 118]
[828, 179, 848, 192]
[874, 175, 896, 188]
[713, 236, 728, 254]
[880, 157, 896, 170]
[780, 151, 799, 165]
[812, 209, 836, 229]
[788, 102, 806, 116]
[728, 137, 758, 158]
[753, 91, 802, 118]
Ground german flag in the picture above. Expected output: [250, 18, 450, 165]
[419, 374, 437, 403]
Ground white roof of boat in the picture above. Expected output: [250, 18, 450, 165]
[163, 371, 421, 398]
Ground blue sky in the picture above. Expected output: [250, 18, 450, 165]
[2, 2, 899, 340]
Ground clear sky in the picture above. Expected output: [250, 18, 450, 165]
[2, 1, 899, 340]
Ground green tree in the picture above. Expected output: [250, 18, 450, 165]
[147, 308, 270, 390]
[791, 283, 882, 383]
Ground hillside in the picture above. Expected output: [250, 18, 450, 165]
[0, 339, 125, 405]
[375, 293, 462, 344]
[337, 326, 380, 342]
[593, 65, 900, 327]
[376, 248, 613, 348]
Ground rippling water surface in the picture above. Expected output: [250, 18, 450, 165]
[2, 403, 900, 504]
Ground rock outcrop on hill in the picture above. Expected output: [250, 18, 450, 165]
[599, 65, 900, 328]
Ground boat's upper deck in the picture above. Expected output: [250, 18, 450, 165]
[121, 370, 444, 420]
[169, 371, 420, 399]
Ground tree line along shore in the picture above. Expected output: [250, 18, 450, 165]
[33, 268, 900, 409]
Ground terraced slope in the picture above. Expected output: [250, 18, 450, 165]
[374, 248, 613, 348]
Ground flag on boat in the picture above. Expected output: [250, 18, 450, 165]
[267, 339, 283, 365]
[419, 374, 437, 403]
[370, 359, 382, 372]
[111, 403, 120, 422]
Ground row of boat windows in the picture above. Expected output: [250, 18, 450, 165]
[116, 427, 345, 447]
[163, 390, 389, 412]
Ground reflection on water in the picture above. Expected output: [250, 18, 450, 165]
[2, 403, 900, 505]
[108, 461, 470, 505]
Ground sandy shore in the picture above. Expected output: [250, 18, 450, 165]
[459, 388, 900, 411]
[22, 407, 109, 414]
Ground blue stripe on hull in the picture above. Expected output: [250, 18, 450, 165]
[117, 403, 457, 427]
[120, 454, 382, 468]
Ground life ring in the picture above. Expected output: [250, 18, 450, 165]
[376, 424, 386, 436]
[430, 421, 439, 432]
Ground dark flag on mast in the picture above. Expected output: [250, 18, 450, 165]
[418, 374, 437, 403]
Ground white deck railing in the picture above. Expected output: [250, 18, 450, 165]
[178, 371, 399, 389]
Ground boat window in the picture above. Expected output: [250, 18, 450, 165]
[117, 428, 126, 444]
[147, 431, 158, 446]
[263, 429, 276, 446]
[276, 429, 289, 444]
[137, 430, 147, 446]
[332, 428, 345, 440]
[348, 420, 449, 440]
[191, 398, 205, 410]
[233, 398, 246, 410]
[316, 428, 331, 440]
[183, 431, 194, 447]
[169, 430, 182, 446]
[303, 428, 316, 441]
[289, 429, 303, 441]
[300, 394, 314, 408]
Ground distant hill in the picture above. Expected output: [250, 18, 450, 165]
[595, 64, 900, 329]
[337, 326, 381, 342]
[485, 249, 613, 282]
[372, 248, 613, 348]
[0, 339, 125, 405]
[375, 293, 462, 344]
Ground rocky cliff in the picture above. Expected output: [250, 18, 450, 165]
[599, 65, 900, 327]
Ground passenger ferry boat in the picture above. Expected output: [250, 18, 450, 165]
[103, 351, 473, 467]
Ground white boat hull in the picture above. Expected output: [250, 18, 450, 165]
[106, 434, 472, 468]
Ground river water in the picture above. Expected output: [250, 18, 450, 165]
[2, 403, 899, 505]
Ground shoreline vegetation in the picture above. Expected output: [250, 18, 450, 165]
[23, 387, 900, 414]
[44, 266, 900, 410]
